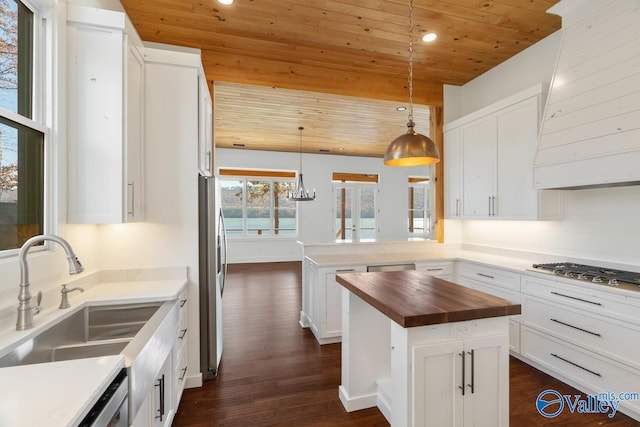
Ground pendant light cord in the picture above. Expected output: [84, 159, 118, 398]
[298, 126, 304, 170]
[408, 0, 414, 124]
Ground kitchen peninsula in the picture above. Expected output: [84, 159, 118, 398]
[336, 270, 521, 427]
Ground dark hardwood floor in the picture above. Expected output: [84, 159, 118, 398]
[173, 262, 638, 426]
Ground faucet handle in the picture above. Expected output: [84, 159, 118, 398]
[33, 291, 43, 315]
[59, 284, 85, 309]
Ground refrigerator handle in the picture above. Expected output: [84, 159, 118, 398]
[219, 209, 228, 296]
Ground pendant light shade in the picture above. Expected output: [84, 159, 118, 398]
[384, 120, 440, 166]
[384, 0, 440, 167]
[288, 126, 316, 201]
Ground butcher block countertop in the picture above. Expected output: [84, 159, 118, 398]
[336, 270, 521, 328]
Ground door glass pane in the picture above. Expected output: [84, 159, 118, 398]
[274, 180, 295, 235]
[220, 179, 243, 236]
[246, 180, 271, 235]
[359, 186, 376, 241]
[335, 186, 352, 241]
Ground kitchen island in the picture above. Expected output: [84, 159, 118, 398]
[336, 270, 521, 427]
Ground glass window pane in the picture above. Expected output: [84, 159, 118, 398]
[274, 180, 295, 235]
[220, 179, 243, 236]
[246, 180, 271, 235]
[0, 0, 33, 118]
[0, 115, 43, 250]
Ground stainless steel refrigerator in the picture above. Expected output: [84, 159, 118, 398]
[198, 175, 227, 380]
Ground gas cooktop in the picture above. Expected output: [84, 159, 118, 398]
[532, 262, 640, 287]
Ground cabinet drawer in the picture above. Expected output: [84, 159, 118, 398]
[523, 295, 640, 369]
[458, 262, 520, 291]
[522, 275, 640, 325]
[521, 326, 640, 417]
[415, 262, 453, 277]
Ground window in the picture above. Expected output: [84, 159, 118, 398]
[408, 176, 433, 239]
[0, 0, 46, 252]
[220, 169, 297, 237]
[332, 172, 378, 242]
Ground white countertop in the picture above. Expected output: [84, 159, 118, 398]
[0, 271, 187, 427]
[0, 356, 125, 427]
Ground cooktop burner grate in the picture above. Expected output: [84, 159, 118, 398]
[532, 262, 640, 286]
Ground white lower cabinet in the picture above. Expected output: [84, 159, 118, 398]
[414, 261, 453, 281]
[520, 273, 640, 421]
[131, 292, 189, 427]
[412, 332, 509, 427]
[457, 262, 521, 353]
[309, 265, 366, 344]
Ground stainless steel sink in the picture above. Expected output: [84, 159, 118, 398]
[0, 302, 162, 367]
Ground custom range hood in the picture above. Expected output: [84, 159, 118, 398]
[534, 0, 640, 190]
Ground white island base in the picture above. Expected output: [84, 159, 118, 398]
[339, 287, 511, 427]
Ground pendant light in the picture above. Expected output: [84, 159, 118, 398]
[384, 0, 441, 167]
[288, 126, 316, 201]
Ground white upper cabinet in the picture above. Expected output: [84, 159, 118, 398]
[198, 75, 214, 176]
[67, 4, 145, 223]
[443, 128, 462, 219]
[444, 84, 563, 221]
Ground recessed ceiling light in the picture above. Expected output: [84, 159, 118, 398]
[422, 33, 437, 43]
[396, 106, 407, 112]
[218, 0, 233, 5]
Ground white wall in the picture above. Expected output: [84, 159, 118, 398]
[445, 27, 640, 268]
[216, 148, 435, 263]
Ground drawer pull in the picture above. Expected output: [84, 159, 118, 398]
[427, 268, 444, 272]
[550, 291, 602, 306]
[551, 353, 602, 377]
[476, 273, 494, 279]
[180, 299, 187, 308]
[179, 328, 188, 340]
[458, 351, 466, 396]
[179, 366, 188, 381]
[467, 349, 475, 394]
[336, 269, 356, 273]
[550, 318, 601, 337]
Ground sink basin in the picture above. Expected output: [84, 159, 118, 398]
[0, 298, 179, 424]
[0, 302, 162, 367]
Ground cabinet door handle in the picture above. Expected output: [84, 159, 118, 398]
[488, 196, 492, 216]
[551, 353, 602, 377]
[206, 150, 212, 172]
[491, 195, 496, 216]
[180, 299, 187, 308]
[179, 328, 188, 340]
[155, 374, 165, 421]
[127, 182, 135, 217]
[458, 351, 466, 396]
[550, 318, 601, 337]
[476, 272, 494, 279]
[455, 198, 460, 217]
[467, 349, 475, 394]
[550, 291, 602, 306]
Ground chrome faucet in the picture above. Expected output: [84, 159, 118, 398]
[59, 284, 85, 309]
[16, 234, 84, 331]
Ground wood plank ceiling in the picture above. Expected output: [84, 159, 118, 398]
[121, 0, 561, 157]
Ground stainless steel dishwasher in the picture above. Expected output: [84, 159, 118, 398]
[366, 263, 415, 272]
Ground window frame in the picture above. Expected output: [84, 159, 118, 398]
[219, 173, 298, 239]
[0, 0, 53, 257]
